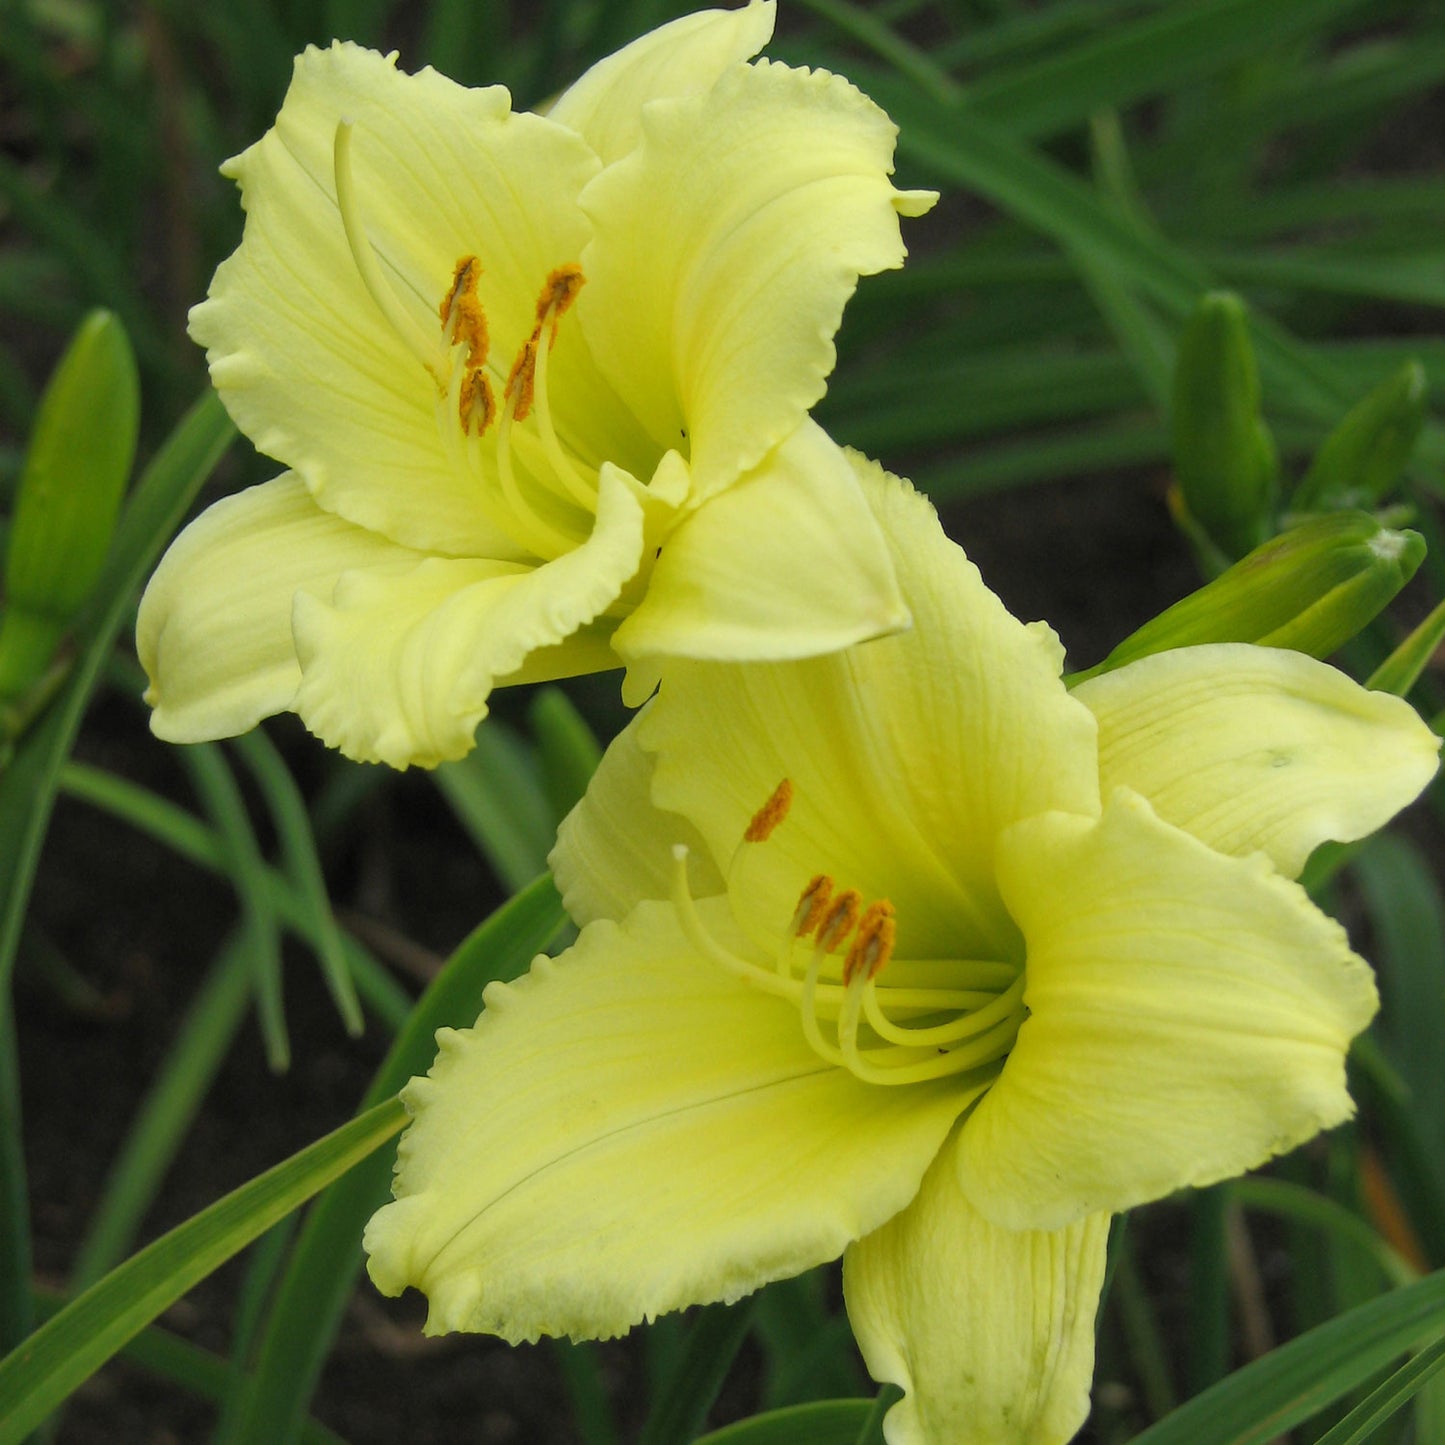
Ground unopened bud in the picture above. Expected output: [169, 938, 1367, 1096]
[1072, 511, 1424, 683]
[1292, 360, 1426, 513]
[0, 311, 139, 699]
[1171, 291, 1278, 560]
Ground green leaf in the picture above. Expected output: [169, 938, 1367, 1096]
[0, 391, 233, 999]
[70, 933, 255, 1290]
[1312, 1333, 1445, 1445]
[529, 686, 603, 825]
[181, 743, 289, 1073]
[1366, 599, 1445, 699]
[0, 1098, 405, 1445]
[693, 1400, 873, 1445]
[637, 1300, 757, 1445]
[433, 719, 554, 891]
[0, 1002, 30, 1356]
[30, 1290, 347, 1445]
[225, 875, 566, 1445]
[232, 729, 363, 1037]
[962, 0, 1368, 140]
[1128, 1267, 1445, 1445]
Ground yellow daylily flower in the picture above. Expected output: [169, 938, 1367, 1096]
[363, 459, 1439, 1443]
[137, 2, 932, 767]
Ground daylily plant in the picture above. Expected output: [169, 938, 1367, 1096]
[363, 462, 1439, 1443]
[137, 1, 931, 767]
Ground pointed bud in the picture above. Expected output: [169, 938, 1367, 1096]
[0, 311, 139, 700]
[1171, 291, 1279, 560]
[1072, 511, 1424, 683]
[1292, 360, 1427, 512]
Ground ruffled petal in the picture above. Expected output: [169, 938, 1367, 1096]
[363, 897, 970, 1343]
[548, 2, 775, 166]
[845, 1134, 1109, 1445]
[190, 41, 611, 555]
[291, 467, 645, 767]
[961, 790, 1379, 1232]
[136, 473, 424, 742]
[613, 422, 907, 663]
[641, 468, 1099, 963]
[549, 700, 725, 928]
[579, 56, 935, 498]
[1074, 644, 1440, 878]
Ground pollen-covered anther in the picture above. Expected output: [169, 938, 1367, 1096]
[459, 369, 496, 437]
[504, 264, 587, 423]
[791, 873, 833, 938]
[817, 889, 862, 954]
[842, 900, 895, 986]
[440, 256, 489, 368]
[744, 779, 793, 843]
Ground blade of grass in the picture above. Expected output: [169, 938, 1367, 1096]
[1312, 1333, 1445, 1445]
[0, 1098, 405, 1445]
[180, 743, 288, 1073]
[54, 762, 412, 1033]
[68, 932, 254, 1290]
[31, 1291, 347, 1445]
[693, 1400, 874, 1445]
[1233, 1179, 1418, 1290]
[232, 729, 362, 1037]
[1129, 1267, 1445, 1445]
[0, 999, 31, 1355]
[225, 875, 566, 1445]
[433, 719, 555, 890]
[853, 1385, 902, 1445]
[528, 686, 603, 824]
[637, 1299, 759, 1445]
[962, 0, 1368, 141]
[0, 391, 233, 1000]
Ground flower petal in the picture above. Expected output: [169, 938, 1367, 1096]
[136, 473, 424, 742]
[190, 41, 610, 555]
[363, 897, 970, 1343]
[292, 467, 645, 767]
[640, 468, 1099, 962]
[845, 1134, 1109, 1445]
[1073, 644, 1440, 878]
[548, 2, 775, 166]
[613, 423, 907, 663]
[579, 56, 934, 498]
[961, 789, 1379, 1232]
[550, 700, 725, 928]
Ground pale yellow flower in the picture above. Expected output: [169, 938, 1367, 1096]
[138, 3, 931, 766]
[363, 462, 1438, 1442]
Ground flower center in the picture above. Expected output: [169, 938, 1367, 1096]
[332, 122, 598, 562]
[671, 780, 1028, 1087]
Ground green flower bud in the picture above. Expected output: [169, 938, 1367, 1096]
[1072, 511, 1424, 684]
[0, 310, 139, 700]
[1292, 359, 1427, 512]
[1171, 291, 1279, 560]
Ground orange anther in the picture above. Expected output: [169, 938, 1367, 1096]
[744, 779, 793, 843]
[441, 256, 489, 370]
[504, 264, 587, 422]
[817, 889, 861, 954]
[791, 874, 833, 938]
[843, 900, 896, 986]
[459, 369, 496, 437]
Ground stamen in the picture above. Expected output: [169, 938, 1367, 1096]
[818, 890, 861, 953]
[493, 383, 578, 559]
[843, 901, 895, 986]
[333, 121, 440, 381]
[441, 257, 489, 367]
[864, 970, 1024, 1048]
[791, 874, 833, 938]
[745, 779, 793, 843]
